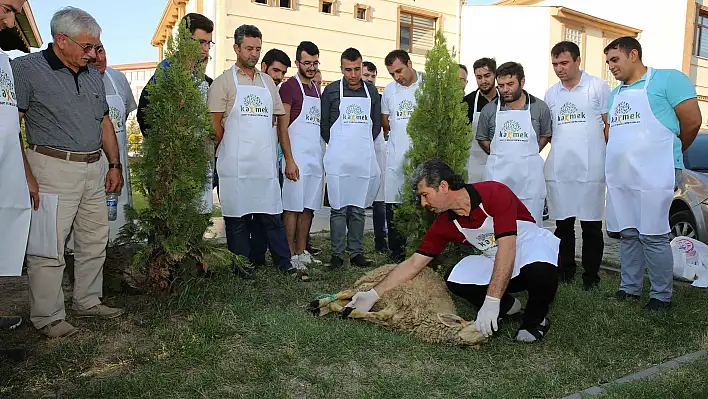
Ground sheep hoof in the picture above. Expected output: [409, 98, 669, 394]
[340, 307, 354, 318]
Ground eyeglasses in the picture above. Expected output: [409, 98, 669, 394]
[199, 39, 215, 48]
[299, 61, 320, 68]
[62, 34, 102, 54]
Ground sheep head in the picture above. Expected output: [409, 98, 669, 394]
[437, 313, 487, 347]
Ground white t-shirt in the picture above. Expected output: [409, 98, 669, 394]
[103, 67, 138, 115]
[544, 71, 610, 129]
[381, 70, 423, 115]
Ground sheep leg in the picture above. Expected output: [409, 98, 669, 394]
[345, 305, 397, 325]
[308, 290, 357, 316]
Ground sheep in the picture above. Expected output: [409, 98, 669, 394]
[308, 264, 487, 347]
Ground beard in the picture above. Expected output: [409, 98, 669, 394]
[240, 55, 258, 68]
[504, 86, 523, 103]
[298, 65, 316, 78]
[480, 85, 494, 95]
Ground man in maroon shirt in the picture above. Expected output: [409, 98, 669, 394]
[345, 159, 560, 342]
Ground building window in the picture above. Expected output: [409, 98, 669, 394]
[253, 0, 269, 4]
[320, 0, 334, 14]
[399, 12, 436, 56]
[564, 26, 583, 49]
[695, 10, 708, 58]
[355, 4, 369, 21]
[278, 0, 293, 8]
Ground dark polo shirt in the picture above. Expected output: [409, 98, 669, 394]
[11, 43, 109, 152]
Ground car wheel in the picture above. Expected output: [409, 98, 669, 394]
[669, 210, 698, 240]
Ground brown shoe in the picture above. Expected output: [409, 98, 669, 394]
[72, 304, 125, 319]
[38, 320, 79, 339]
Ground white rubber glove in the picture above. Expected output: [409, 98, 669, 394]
[474, 295, 501, 337]
[345, 289, 379, 313]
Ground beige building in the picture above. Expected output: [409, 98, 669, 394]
[108, 62, 159, 116]
[151, 0, 464, 89]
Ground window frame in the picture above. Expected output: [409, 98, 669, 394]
[397, 6, 440, 56]
[251, 0, 270, 6]
[602, 34, 622, 90]
[562, 23, 586, 70]
[276, 0, 295, 10]
[694, 8, 708, 58]
[319, 0, 335, 15]
[355, 4, 371, 22]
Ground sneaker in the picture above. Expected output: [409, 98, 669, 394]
[305, 244, 321, 256]
[72, 304, 125, 319]
[38, 320, 79, 339]
[329, 256, 344, 270]
[614, 290, 641, 300]
[299, 250, 322, 266]
[0, 316, 22, 330]
[516, 318, 550, 342]
[644, 298, 671, 312]
[351, 254, 374, 268]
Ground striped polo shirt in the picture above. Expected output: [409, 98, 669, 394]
[11, 43, 109, 152]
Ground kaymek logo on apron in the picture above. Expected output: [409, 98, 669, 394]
[0, 69, 16, 107]
[610, 101, 641, 127]
[305, 105, 321, 125]
[557, 102, 586, 125]
[396, 99, 414, 119]
[240, 94, 270, 117]
[109, 106, 124, 130]
[343, 104, 368, 123]
[498, 120, 529, 141]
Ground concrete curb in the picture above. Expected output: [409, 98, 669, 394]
[559, 349, 708, 398]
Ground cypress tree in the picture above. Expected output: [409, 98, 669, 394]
[395, 31, 472, 250]
[118, 20, 238, 291]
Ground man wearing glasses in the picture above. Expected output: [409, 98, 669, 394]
[11, 7, 124, 339]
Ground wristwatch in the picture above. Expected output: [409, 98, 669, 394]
[108, 163, 122, 170]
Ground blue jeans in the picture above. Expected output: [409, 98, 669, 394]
[619, 228, 673, 301]
[224, 214, 291, 271]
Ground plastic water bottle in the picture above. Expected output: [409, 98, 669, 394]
[106, 192, 118, 221]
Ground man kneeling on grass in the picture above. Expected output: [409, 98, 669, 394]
[346, 159, 561, 342]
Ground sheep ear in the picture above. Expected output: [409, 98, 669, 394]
[437, 313, 465, 327]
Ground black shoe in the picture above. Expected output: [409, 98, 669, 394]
[583, 281, 599, 291]
[0, 348, 28, 362]
[644, 298, 671, 312]
[250, 258, 266, 267]
[329, 256, 344, 270]
[306, 244, 321, 256]
[0, 316, 22, 330]
[614, 290, 640, 300]
[516, 318, 550, 342]
[559, 269, 575, 284]
[350, 254, 374, 268]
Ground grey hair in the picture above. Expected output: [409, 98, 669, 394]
[409, 159, 466, 194]
[234, 24, 262, 46]
[50, 7, 102, 40]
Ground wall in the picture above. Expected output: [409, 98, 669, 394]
[534, 0, 689, 71]
[460, 5, 552, 98]
[110, 62, 159, 117]
[691, 0, 708, 129]
[209, 0, 461, 86]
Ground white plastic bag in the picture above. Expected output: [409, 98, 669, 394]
[670, 236, 708, 288]
[26, 193, 59, 259]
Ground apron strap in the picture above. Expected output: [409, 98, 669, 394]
[296, 73, 319, 99]
[473, 89, 480, 113]
[105, 69, 119, 94]
[643, 68, 653, 91]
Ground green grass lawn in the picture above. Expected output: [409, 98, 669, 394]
[1, 235, 706, 398]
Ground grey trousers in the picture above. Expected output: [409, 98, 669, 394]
[330, 206, 365, 258]
[619, 228, 673, 301]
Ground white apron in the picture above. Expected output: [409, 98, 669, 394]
[447, 205, 559, 285]
[544, 82, 606, 221]
[323, 80, 380, 209]
[217, 66, 282, 217]
[467, 89, 497, 183]
[484, 95, 546, 226]
[104, 72, 132, 242]
[282, 74, 325, 211]
[373, 130, 386, 202]
[384, 83, 416, 204]
[0, 50, 31, 276]
[605, 68, 674, 235]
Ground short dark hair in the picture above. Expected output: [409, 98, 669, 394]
[459, 64, 468, 74]
[262, 48, 291, 68]
[384, 49, 411, 67]
[496, 62, 525, 83]
[410, 159, 466, 193]
[341, 47, 362, 63]
[363, 61, 377, 73]
[604, 36, 642, 60]
[472, 58, 497, 74]
[551, 41, 581, 61]
[296, 41, 319, 61]
[234, 24, 262, 46]
[182, 13, 213, 34]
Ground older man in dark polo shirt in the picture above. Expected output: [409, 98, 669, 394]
[11, 7, 124, 339]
